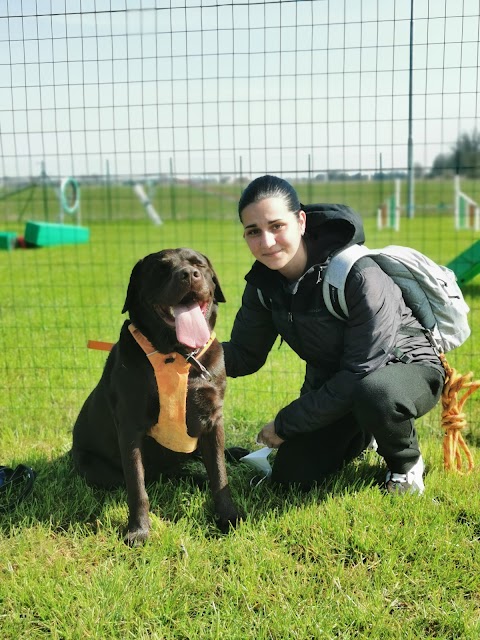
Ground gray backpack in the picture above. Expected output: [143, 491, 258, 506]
[323, 244, 471, 353]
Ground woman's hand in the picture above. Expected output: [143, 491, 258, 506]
[256, 421, 285, 448]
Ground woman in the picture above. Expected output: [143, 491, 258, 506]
[222, 175, 445, 492]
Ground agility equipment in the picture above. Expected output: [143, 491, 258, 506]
[377, 179, 400, 231]
[133, 183, 162, 225]
[0, 171, 89, 249]
[59, 176, 81, 224]
[454, 175, 479, 231]
[24, 220, 89, 247]
[0, 231, 18, 251]
[446, 239, 480, 285]
[26, 176, 88, 247]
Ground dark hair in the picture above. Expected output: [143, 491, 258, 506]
[238, 175, 301, 220]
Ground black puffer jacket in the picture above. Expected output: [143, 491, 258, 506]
[222, 204, 444, 440]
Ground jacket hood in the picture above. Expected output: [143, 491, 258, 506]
[301, 203, 365, 263]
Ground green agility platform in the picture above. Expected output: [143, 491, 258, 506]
[447, 239, 480, 286]
[24, 221, 89, 247]
[0, 231, 18, 251]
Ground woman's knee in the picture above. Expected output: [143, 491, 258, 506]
[352, 372, 397, 421]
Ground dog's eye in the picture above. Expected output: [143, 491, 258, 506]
[156, 260, 174, 271]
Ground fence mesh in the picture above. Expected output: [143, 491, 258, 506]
[0, 1, 479, 449]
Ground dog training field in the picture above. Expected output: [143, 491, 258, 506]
[1, 180, 480, 638]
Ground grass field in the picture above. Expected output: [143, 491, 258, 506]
[1, 184, 480, 638]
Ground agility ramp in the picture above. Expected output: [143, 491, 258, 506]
[447, 239, 480, 286]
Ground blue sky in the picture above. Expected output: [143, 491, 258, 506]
[0, 0, 478, 179]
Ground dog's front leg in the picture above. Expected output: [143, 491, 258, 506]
[199, 422, 241, 533]
[118, 431, 151, 546]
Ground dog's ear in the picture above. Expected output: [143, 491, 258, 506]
[213, 274, 226, 303]
[202, 254, 226, 303]
[122, 258, 144, 313]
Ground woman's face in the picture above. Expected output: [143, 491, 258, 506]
[241, 197, 307, 280]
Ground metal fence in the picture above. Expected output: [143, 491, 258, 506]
[0, 1, 479, 437]
[1, 2, 479, 185]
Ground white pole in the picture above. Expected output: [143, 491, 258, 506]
[454, 174, 460, 229]
[133, 183, 162, 225]
[395, 179, 401, 231]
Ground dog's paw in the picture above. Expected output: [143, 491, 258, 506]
[224, 447, 251, 463]
[216, 510, 243, 534]
[124, 526, 150, 547]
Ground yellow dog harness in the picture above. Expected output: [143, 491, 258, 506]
[88, 324, 215, 453]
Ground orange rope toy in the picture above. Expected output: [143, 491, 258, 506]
[440, 353, 480, 474]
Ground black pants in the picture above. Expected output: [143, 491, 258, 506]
[271, 362, 444, 488]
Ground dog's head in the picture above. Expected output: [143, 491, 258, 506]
[122, 248, 225, 350]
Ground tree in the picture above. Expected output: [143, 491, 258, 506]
[451, 130, 480, 177]
[414, 162, 425, 179]
[430, 153, 453, 178]
[430, 130, 480, 178]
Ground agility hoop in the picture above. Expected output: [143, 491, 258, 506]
[59, 177, 81, 224]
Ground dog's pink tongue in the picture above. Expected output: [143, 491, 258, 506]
[173, 303, 210, 348]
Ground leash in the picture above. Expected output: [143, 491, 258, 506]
[439, 353, 480, 474]
[87, 340, 114, 351]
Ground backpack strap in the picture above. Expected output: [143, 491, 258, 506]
[322, 244, 370, 319]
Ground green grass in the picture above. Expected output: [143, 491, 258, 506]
[1, 193, 480, 638]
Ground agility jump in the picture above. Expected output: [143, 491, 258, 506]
[377, 179, 400, 231]
[133, 183, 162, 225]
[454, 175, 479, 231]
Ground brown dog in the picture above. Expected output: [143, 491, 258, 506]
[72, 248, 240, 545]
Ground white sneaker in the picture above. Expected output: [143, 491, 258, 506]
[385, 456, 425, 495]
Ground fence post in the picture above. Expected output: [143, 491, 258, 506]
[169, 157, 177, 221]
[41, 160, 49, 221]
[106, 159, 112, 221]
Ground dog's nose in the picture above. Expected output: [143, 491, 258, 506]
[179, 266, 201, 282]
